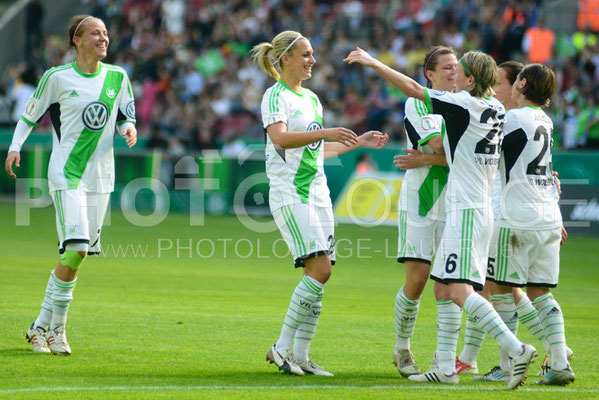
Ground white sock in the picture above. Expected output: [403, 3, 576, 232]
[459, 315, 484, 365]
[276, 275, 323, 355]
[50, 273, 77, 331]
[532, 293, 568, 370]
[492, 293, 518, 371]
[394, 285, 420, 351]
[436, 300, 462, 374]
[293, 276, 324, 363]
[34, 272, 55, 330]
[516, 294, 550, 354]
[463, 293, 522, 357]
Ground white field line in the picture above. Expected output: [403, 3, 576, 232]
[0, 385, 595, 394]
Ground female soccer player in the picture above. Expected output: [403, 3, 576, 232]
[5, 15, 137, 355]
[491, 64, 575, 386]
[345, 48, 536, 389]
[251, 31, 388, 376]
[391, 46, 457, 377]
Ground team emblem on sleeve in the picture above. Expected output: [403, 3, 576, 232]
[125, 100, 136, 120]
[25, 99, 38, 118]
[82, 101, 109, 131]
[420, 116, 438, 131]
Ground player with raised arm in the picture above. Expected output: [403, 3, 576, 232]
[5, 15, 137, 355]
[344, 48, 536, 389]
[391, 46, 457, 377]
[492, 64, 575, 386]
[251, 31, 388, 376]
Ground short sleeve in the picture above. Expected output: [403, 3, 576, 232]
[405, 98, 442, 145]
[117, 71, 136, 126]
[261, 86, 288, 128]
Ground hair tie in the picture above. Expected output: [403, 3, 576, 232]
[424, 48, 444, 72]
[73, 16, 93, 39]
[276, 36, 304, 63]
[460, 57, 485, 85]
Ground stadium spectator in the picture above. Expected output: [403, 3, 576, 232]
[5, 14, 137, 356]
[522, 19, 555, 63]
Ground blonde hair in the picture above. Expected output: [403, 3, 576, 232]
[461, 50, 498, 98]
[250, 30, 304, 81]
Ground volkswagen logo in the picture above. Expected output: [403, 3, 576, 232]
[125, 100, 136, 120]
[306, 121, 322, 151]
[82, 101, 109, 131]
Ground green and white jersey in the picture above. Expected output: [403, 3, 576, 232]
[399, 97, 448, 220]
[424, 88, 505, 210]
[498, 107, 562, 230]
[260, 80, 331, 210]
[20, 61, 136, 193]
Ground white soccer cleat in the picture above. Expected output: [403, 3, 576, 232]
[472, 365, 510, 382]
[393, 349, 421, 377]
[297, 358, 334, 376]
[407, 367, 459, 384]
[47, 326, 71, 356]
[538, 346, 574, 376]
[25, 324, 51, 354]
[507, 344, 537, 389]
[536, 365, 575, 386]
[266, 344, 304, 375]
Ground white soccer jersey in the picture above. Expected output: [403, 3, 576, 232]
[20, 61, 136, 193]
[424, 89, 505, 210]
[498, 107, 562, 230]
[261, 80, 331, 210]
[399, 97, 448, 220]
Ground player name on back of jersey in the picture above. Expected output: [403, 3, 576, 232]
[474, 155, 500, 166]
[528, 175, 555, 187]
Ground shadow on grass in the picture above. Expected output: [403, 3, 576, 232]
[0, 348, 43, 357]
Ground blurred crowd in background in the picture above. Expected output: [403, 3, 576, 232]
[2, 0, 599, 155]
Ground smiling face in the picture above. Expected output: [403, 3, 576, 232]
[426, 53, 458, 92]
[74, 18, 109, 60]
[281, 38, 315, 81]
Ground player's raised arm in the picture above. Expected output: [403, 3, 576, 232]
[344, 47, 426, 102]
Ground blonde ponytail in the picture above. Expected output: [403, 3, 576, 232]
[250, 42, 280, 81]
[250, 31, 305, 82]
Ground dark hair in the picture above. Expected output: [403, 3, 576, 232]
[498, 61, 524, 85]
[68, 14, 93, 48]
[517, 63, 556, 107]
[422, 46, 457, 88]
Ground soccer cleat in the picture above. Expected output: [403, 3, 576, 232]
[393, 349, 421, 377]
[507, 344, 537, 390]
[46, 326, 71, 356]
[538, 346, 574, 376]
[455, 357, 478, 374]
[408, 367, 459, 384]
[25, 324, 51, 354]
[266, 344, 304, 375]
[536, 366, 575, 386]
[472, 365, 510, 382]
[297, 358, 334, 376]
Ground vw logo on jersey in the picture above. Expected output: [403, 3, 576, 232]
[306, 121, 323, 151]
[82, 101, 109, 131]
[125, 100, 136, 120]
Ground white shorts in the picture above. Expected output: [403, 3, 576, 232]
[431, 208, 493, 291]
[486, 220, 500, 281]
[272, 204, 335, 268]
[490, 227, 560, 287]
[397, 210, 445, 264]
[52, 190, 110, 254]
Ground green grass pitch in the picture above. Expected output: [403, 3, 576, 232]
[0, 201, 597, 399]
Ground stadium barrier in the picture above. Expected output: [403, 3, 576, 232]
[1, 130, 598, 235]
